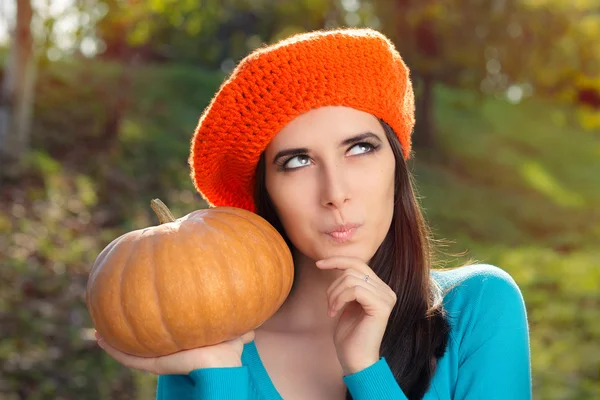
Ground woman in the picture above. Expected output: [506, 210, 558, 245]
[96, 28, 532, 399]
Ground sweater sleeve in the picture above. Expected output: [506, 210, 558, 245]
[453, 266, 532, 399]
[342, 357, 408, 400]
[156, 367, 249, 400]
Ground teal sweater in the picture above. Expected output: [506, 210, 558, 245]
[156, 264, 532, 399]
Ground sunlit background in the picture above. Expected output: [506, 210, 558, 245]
[0, 0, 598, 399]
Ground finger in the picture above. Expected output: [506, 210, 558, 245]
[327, 268, 377, 300]
[97, 338, 154, 372]
[327, 274, 396, 316]
[316, 257, 381, 283]
[330, 285, 389, 318]
[328, 276, 379, 316]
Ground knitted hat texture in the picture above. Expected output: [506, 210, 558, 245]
[189, 28, 415, 212]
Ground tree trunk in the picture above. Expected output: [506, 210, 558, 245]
[0, 0, 36, 181]
[413, 74, 436, 150]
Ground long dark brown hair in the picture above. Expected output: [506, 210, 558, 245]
[254, 119, 453, 399]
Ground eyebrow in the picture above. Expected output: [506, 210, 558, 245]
[272, 132, 382, 164]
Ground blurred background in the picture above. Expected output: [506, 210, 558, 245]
[0, 0, 598, 399]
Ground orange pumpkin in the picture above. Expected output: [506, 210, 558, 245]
[86, 199, 294, 357]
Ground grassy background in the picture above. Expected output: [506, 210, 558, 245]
[0, 59, 598, 399]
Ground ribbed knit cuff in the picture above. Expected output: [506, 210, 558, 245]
[343, 357, 408, 400]
[189, 367, 249, 399]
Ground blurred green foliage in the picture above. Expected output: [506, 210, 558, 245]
[1, 58, 598, 400]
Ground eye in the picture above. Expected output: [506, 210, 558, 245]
[347, 142, 375, 156]
[279, 142, 379, 171]
[283, 155, 312, 169]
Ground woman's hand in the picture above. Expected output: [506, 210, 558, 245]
[95, 330, 255, 375]
[316, 256, 397, 375]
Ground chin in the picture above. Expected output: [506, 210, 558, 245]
[313, 243, 374, 263]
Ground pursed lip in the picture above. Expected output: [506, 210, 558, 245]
[324, 223, 362, 234]
[322, 223, 362, 243]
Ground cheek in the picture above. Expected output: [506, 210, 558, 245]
[361, 154, 395, 202]
[361, 154, 395, 226]
[383, 159, 396, 209]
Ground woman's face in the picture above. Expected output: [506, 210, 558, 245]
[264, 106, 396, 263]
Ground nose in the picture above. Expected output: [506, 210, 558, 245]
[319, 162, 350, 209]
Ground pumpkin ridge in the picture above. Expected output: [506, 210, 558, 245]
[88, 232, 129, 294]
[263, 230, 289, 307]
[204, 215, 243, 333]
[243, 209, 291, 307]
[251, 220, 270, 318]
[152, 232, 183, 351]
[245, 212, 292, 306]
[214, 213, 277, 325]
[185, 214, 232, 342]
[119, 237, 155, 354]
[180, 221, 208, 345]
[89, 236, 140, 353]
[270, 226, 294, 306]
[242, 216, 283, 308]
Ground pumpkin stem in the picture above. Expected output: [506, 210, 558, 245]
[150, 198, 177, 224]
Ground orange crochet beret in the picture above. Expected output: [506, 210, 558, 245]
[189, 28, 415, 212]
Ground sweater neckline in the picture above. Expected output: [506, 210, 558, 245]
[242, 340, 284, 399]
[240, 270, 448, 399]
